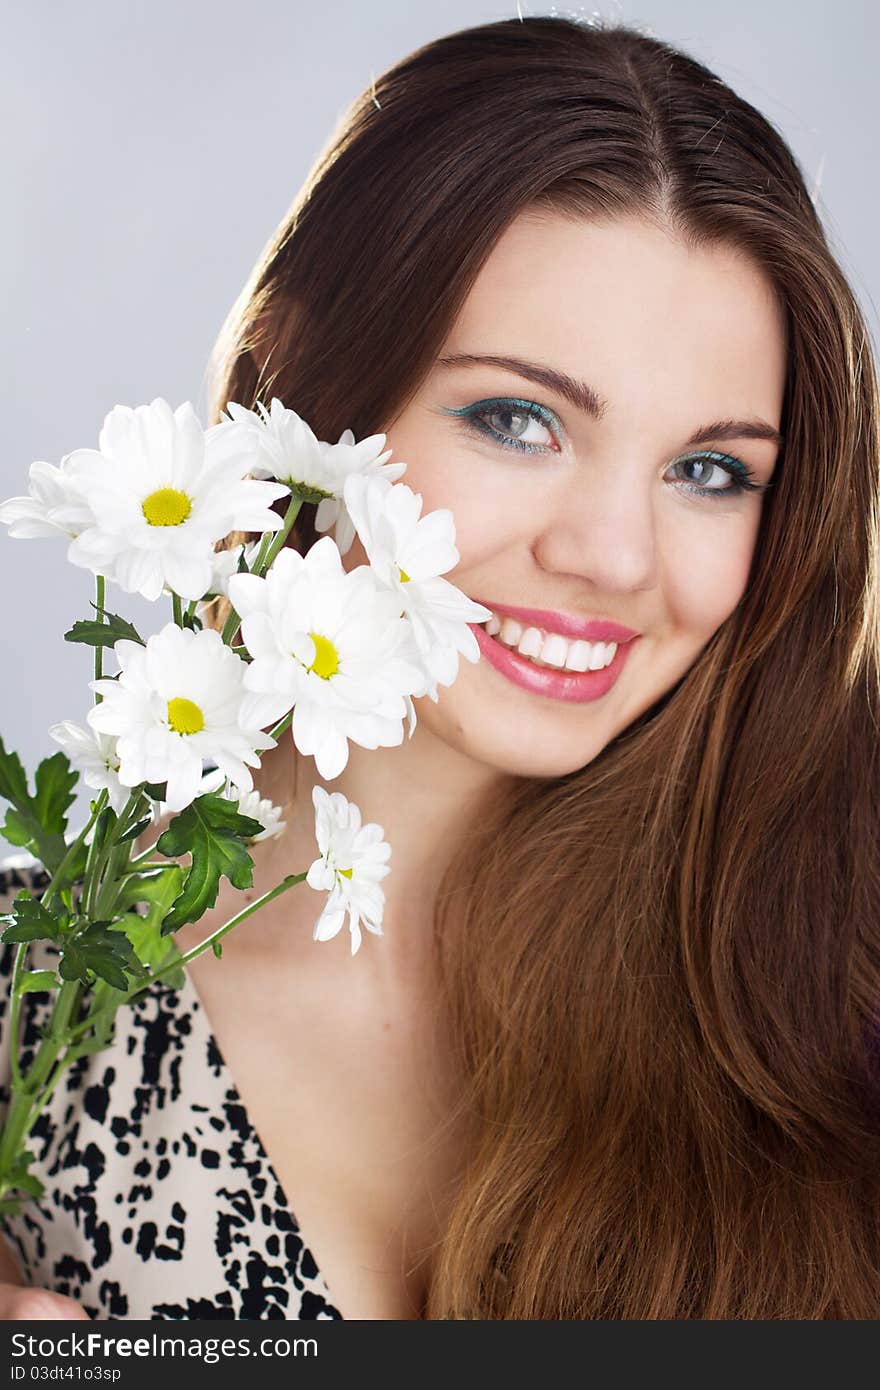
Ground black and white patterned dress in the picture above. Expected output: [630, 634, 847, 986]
[0, 855, 343, 1320]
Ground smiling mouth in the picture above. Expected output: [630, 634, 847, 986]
[476, 614, 619, 673]
[468, 619, 638, 705]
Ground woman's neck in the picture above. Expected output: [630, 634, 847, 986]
[251, 718, 508, 992]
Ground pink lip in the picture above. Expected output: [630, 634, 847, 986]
[471, 600, 640, 645]
[469, 621, 639, 704]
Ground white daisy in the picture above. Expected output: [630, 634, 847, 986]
[207, 398, 332, 492]
[226, 787, 286, 842]
[87, 623, 276, 813]
[227, 535, 426, 781]
[0, 454, 94, 540]
[61, 397, 290, 601]
[342, 472, 492, 702]
[305, 785, 390, 955]
[313, 426, 407, 556]
[47, 720, 130, 816]
[207, 398, 407, 555]
[184, 766, 287, 842]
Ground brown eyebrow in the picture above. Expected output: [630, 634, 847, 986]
[435, 352, 785, 449]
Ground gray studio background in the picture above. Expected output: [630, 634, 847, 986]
[1, 0, 877, 834]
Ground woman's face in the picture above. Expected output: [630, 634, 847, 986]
[343, 211, 787, 780]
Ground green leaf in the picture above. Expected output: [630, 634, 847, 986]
[91, 804, 117, 850]
[1, 921, 54, 945]
[0, 739, 78, 872]
[59, 921, 145, 992]
[156, 793, 261, 934]
[212, 939, 222, 959]
[64, 608, 145, 649]
[16, 969, 57, 994]
[32, 753, 78, 836]
[0, 739, 29, 809]
[116, 865, 185, 916]
[117, 815, 153, 845]
[142, 781, 168, 801]
[114, 865, 186, 986]
[0, 894, 66, 945]
[4, 1150, 45, 1201]
[0, 890, 26, 924]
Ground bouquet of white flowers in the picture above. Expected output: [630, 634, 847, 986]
[0, 395, 491, 1215]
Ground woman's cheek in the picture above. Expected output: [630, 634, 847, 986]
[666, 522, 759, 636]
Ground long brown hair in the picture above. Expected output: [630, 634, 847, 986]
[204, 16, 880, 1316]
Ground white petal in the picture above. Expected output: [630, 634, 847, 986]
[306, 858, 336, 893]
[163, 752, 206, 813]
[227, 571, 269, 617]
[313, 904, 345, 942]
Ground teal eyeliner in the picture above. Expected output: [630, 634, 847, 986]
[439, 396, 771, 499]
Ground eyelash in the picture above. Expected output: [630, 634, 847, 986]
[444, 397, 772, 502]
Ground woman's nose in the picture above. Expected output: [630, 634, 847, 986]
[531, 468, 659, 595]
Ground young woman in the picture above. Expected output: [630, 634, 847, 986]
[1, 14, 878, 1319]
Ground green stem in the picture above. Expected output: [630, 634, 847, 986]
[251, 531, 274, 575]
[2, 792, 109, 1109]
[0, 790, 139, 1197]
[25, 1048, 85, 1127]
[93, 843, 132, 921]
[161, 872, 307, 974]
[6, 947, 28, 1089]
[127, 844, 162, 872]
[172, 593, 183, 628]
[0, 979, 83, 1193]
[82, 818, 108, 920]
[258, 494, 303, 575]
[220, 606, 241, 647]
[219, 496, 303, 647]
[42, 788, 108, 913]
[94, 575, 105, 698]
[269, 710, 293, 741]
[91, 793, 148, 920]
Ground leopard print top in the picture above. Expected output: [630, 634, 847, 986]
[0, 854, 343, 1321]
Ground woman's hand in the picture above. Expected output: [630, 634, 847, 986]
[0, 1284, 90, 1319]
[0, 1234, 89, 1319]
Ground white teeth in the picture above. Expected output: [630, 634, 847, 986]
[539, 633, 569, 668]
[589, 644, 612, 671]
[499, 617, 522, 646]
[564, 640, 592, 672]
[482, 610, 617, 672]
[517, 626, 543, 659]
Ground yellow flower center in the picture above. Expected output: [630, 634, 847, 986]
[398, 566, 410, 583]
[141, 487, 192, 527]
[307, 632, 339, 679]
[167, 696, 205, 735]
[338, 866, 353, 879]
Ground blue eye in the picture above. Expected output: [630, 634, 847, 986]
[441, 397, 772, 502]
[441, 398, 560, 454]
[671, 450, 768, 501]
